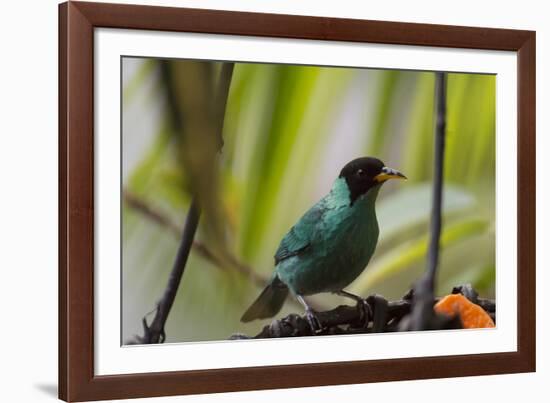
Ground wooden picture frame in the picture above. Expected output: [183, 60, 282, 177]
[59, 1, 536, 401]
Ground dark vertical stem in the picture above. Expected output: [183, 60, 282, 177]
[134, 61, 234, 344]
[426, 72, 447, 289]
[409, 72, 447, 331]
[144, 200, 200, 343]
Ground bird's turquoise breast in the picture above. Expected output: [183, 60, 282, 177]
[276, 179, 380, 295]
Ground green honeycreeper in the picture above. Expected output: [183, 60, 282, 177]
[241, 157, 406, 328]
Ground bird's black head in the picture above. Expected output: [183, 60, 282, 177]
[339, 157, 406, 205]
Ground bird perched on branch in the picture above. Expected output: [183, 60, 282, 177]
[241, 157, 406, 331]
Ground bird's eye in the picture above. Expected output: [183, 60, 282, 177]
[356, 169, 366, 177]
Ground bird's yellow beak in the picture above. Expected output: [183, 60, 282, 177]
[374, 167, 407, 183]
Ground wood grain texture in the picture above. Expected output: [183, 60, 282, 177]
[516, 32, 536, 370]
[58, 4, 68, 400]
[75, 1, 532, 50]
[59, 1, 536, 401]
[59, 2, 95, 401]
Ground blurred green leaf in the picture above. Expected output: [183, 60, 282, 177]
[402, 72, 435, 181]
[123, 59, 158, 105]
[127, 122, 172, 195]
[162, 60, 229, 258]
[368, 70, 401, 156]
[445, 74, 496, 184]
[352, 218, 489, 292]
[237, 65, 353, 263]
[377, 182, 475, 241]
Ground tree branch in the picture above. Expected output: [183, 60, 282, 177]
[139, 200, 200, 343]
[231, 285, 495, 339]
[131, 61, 235, 344]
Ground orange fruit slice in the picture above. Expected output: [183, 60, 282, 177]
[434, 294, 495, 329]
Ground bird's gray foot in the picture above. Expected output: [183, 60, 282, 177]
[335, 290, 372, 327]
[305, 308, 322, 334]
[296, 295, 323, 334]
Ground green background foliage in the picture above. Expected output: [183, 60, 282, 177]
[122, 58, 496, 343]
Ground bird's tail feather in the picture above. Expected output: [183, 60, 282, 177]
[240, 277, 288, 322]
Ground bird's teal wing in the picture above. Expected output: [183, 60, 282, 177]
[274, 200, 326, 264]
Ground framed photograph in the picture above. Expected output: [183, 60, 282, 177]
[59, 1, 535, 401]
